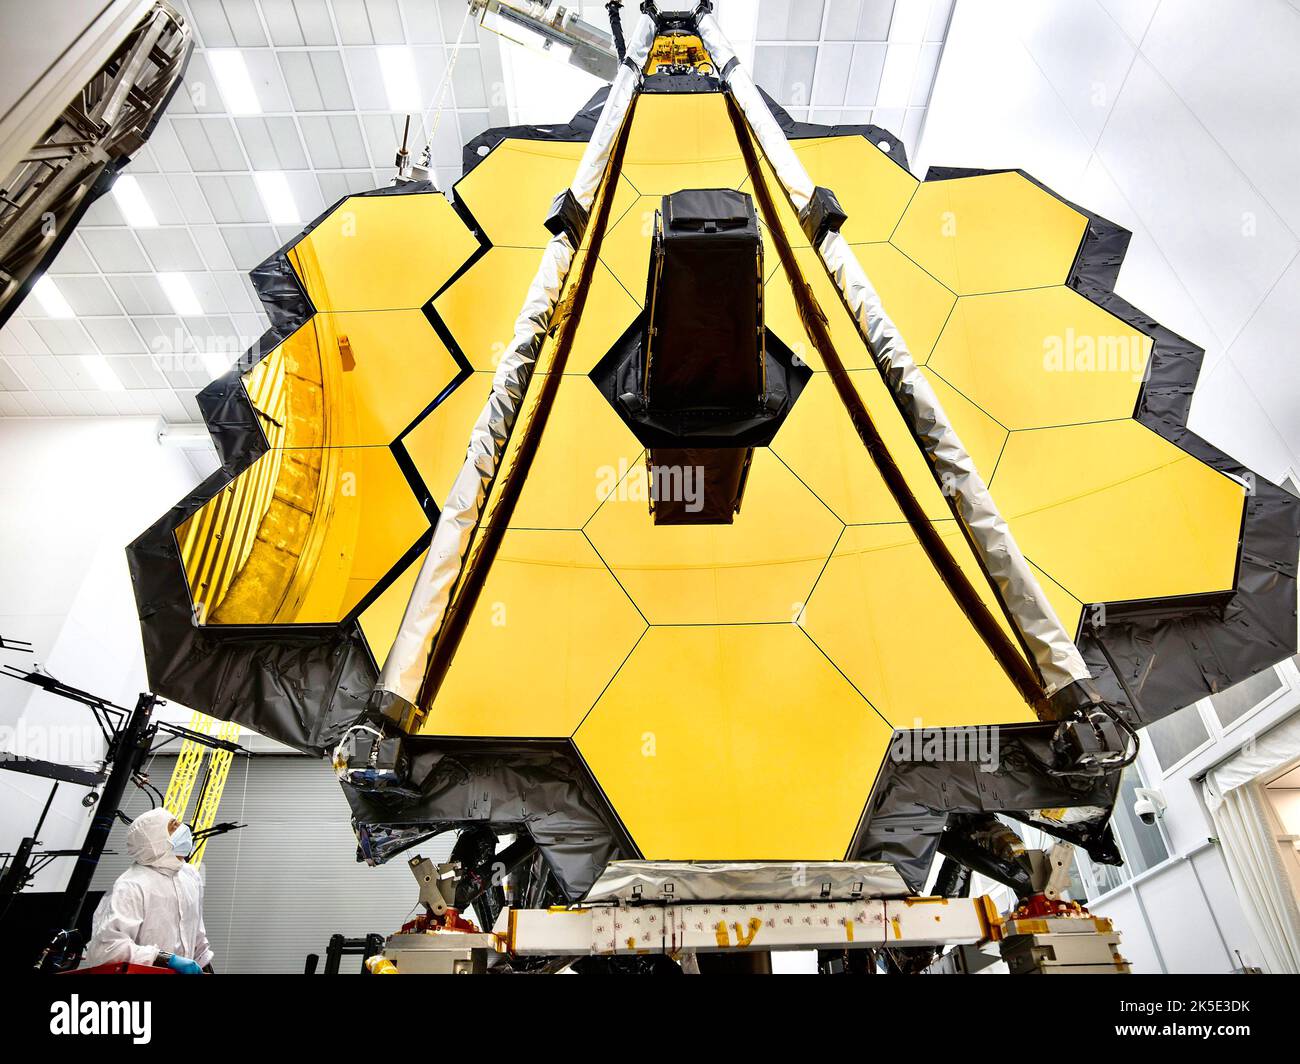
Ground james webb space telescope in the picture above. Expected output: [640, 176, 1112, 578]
[127, 2, 1297, 959]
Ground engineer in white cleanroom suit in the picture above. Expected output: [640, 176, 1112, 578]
[83, 807, 213, 974]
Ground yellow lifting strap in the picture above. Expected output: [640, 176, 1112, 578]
[161, 711, 242, 868]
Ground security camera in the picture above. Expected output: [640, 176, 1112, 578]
[1133, 787, 1166, 826]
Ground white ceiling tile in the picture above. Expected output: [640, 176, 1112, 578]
[272, 224, 304, 246]
[135, 316, 191, 358]
[262, 0, 307, 44]
[901, 107, 924, 152]
[334, 0, 374, 44]
[456, 109, 488, 145]
[80, 194, 127, 226]
[279, 49, 355, 110]
[925, 0, 954, 41]
[283, 170, 327, 219]
[1095, 0, 1159, 46]
[760, 0, 824, 41]
[126, 146, 160, 174]
[1188, 359, 1294, 485]
[366, 0, 404, 44]
[1222, 252, 1300, 460]
[914, 0, 1093, 178]
[177, 52, 224, 113]
[313, 49, 356, 108]
[56, 276, 122, 316]
[172, 117, 248, 170]
[753, 45, 817, 108]
[198, 175, 270, 222]
[184, 315, 245, 372]
[47, 236, 98, 275]
[300, 114, 370, 168]
[1097, 58, 1298, 344]
[236, 116, 310, 169]
[80, 230, 152, 273]
[0, 358, 24, 390]
[345, 47, 389, 109]
[28, 320, 93, 356]
[3, 356, 43, 390]
[146, 120, 192, 172]
[126, 174, 183, 225]
[34, 391, 74, 416]
[83, 318, 148, 355]
[1141, 0, 1300, 235]
[34, 354, 80, 391]
[222, 0, 269, 46]
[295, 0, 338, 44]
[166, 175, 217, 224]
[232, 311, 271, 342]
[138, 229, 208, 271]
[278, 51, 326, 110]
[1012, 0, 1135, 146]
[106, 355, 170, 390]
[242, 49, 296, 111]
[909, 42, 941, 106]
[317, 170, 377, 204]
[188, 0, 237, 47]
[812, 43, 853, 106]
[213, 272, 259, 314]
[179, 273, 232, 315]
[435, 0, 469, 40]
[827, 0, 894, 42]
[449, 44, 486, 108]
[845, 43, 886, 107]
[14, 391, 49, 415]
[872, 105, 906, 134]
[56, 392, 96, 416]
[401, 0, 442, 43]
[757, 0, 787, 41]
[0, 394, 27, 415]
[361, 113, 408, 168]
[0, 318, 51, 355]
[86, 391, 120, 415]
[109, 276, 175, 317]
[192, 226, 239, 270]
[222, 225, 280, 268]
[151, 388, 192, 421]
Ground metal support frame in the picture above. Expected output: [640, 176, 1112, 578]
[57, 691, 159, 948]
[0, 2, 191, 327]
[319, 932, 386, 975]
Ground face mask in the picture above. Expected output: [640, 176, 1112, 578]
[170, 824, 195, 858]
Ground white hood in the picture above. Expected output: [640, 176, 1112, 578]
[126, 807, 183, 873]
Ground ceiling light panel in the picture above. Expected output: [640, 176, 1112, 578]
[253, 170, 302, 224]
[32, 277, 75, 318]
[111, 175, 159, 227]
[208, 49, 263, 114]
[158, 272, 204, 317]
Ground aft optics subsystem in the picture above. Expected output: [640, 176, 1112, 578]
[129, 3, 1298, 953]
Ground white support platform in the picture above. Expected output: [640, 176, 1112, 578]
[497, 897, 998, 957]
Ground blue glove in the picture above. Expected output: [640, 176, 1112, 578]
[166, 954, 203, 975]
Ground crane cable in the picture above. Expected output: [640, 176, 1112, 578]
[418, 2, 475, 170]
